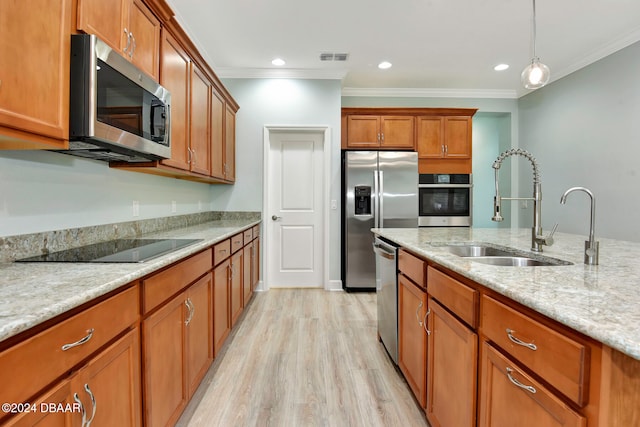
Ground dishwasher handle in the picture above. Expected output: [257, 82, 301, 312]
[373, 240, 397, 260]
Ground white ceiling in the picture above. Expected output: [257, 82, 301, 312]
[165, 0, 640, 98]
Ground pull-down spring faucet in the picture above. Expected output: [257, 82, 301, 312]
[492, 148, 557, 252]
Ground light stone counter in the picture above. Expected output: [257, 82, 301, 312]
[372, 227, 640, 361]
[0, 219, 260, 343]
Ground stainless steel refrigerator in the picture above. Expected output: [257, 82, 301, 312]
[341, 151, 418, 290]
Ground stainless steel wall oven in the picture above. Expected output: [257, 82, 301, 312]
[418, 174, 472, 227]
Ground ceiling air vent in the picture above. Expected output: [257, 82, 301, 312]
[319, 53, 349, 62]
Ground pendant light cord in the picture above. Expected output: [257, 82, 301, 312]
[532, 0, 537, 58]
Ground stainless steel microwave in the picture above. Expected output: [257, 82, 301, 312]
[64, 34, 171, 163]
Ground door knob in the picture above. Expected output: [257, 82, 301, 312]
[271, 215, 282, 221]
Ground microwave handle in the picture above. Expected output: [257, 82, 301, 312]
[164, 103, 171, 147]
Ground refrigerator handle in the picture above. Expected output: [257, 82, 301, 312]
[373, 170, 379, 228]
[379, 170, 384, 228]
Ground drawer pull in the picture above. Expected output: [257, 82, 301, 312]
[506, 367, 537, 394]
[185, 298, 195, 325]
[506, 328, 537, 351]
[73, 393, 87, 426]
[61, 328, 95, 351]
[423, 308, 432, 336]
[84, 384, 97, 426]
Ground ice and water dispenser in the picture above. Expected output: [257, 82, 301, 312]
[354, 186, 372, 215]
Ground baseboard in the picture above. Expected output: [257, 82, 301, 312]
[326, 280, 343, 291]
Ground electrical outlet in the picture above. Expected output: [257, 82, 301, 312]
[171, 200, 177, 213]
[132, 200, 139, 217]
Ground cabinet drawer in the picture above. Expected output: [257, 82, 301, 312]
[252, 225, 260, 239]
[231, 232, 244, 254]
[213, 239, 231, 266]
[427, 267, 478, 328]
[481, 295, 589, 406]
[143, 249, 212, 313]
[398, 249, 426, 288]
[0, 285, 139, 407]
[243, 228, 253, 243]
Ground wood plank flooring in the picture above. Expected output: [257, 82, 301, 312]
[177, 289, 430, 427]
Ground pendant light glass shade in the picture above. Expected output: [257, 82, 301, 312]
[522, 0, 550, 89]
[521, 57, 550, 89]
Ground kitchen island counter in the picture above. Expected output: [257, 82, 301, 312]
[0, 219, 260, 344]
[373, 227, 640, 361]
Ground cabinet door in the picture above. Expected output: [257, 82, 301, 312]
[128, 0, 160, 80]
[380, 116, 414, 149]
[210, 86, 225, 179]
[0, 0, 70, 145]
[160, 31, 191, 171]
[3, 379, 75, 426]
[77, 0, 128, 53]
[478, 342, 586, 427]
[224, 105, 236, 181]
[251, 237, 260, 292]
[73, 329, 142, 427]
[190, 64, 212, 176]
[243, 244, 252, 304]
[398, 274, 428, 407]
[346, 115, 380, 148]
[185, 273, 213, 397]
[230, 250, 243, 326]
[143, 293, 187, 427]
[416, 116, 444, 158]
[426, 298, 477, 427]
[443, 116, 471, 158]
[213, 259, 231, 356]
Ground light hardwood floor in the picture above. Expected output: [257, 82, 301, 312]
[177, 289, 430, 427]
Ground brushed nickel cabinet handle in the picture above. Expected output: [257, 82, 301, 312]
[123, 28, 130, 53]
[423, 308, 431, 336]
[130, 33, 136, 58]
[506, 328, 537, 351]
[184, 298, 194, 325]
[84, 384, 96, 426]
[415, 300, 424, 326]
[73, 393, 87, 426]
[62, 328, 95, 351]
[506, 367, 536, 394]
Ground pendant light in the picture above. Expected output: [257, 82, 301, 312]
[521, 0, 550, 89]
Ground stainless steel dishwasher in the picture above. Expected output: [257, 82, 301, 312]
[373, 235, 399, 364]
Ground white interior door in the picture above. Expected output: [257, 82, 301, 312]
[266, 130, 324, 288]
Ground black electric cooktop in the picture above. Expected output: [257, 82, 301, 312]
[16, 238, 203, 263]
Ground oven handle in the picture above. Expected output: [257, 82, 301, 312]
[419, 183, 472, 189]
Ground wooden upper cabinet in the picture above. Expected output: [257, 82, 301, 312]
[190, 64, 212, 176]
[160, 30, 191, 171]
[345, 115, 414, 149]
[77, 0, 161, 80]
[210, 86, 225, 180]
[224, 104, 237, 182]
[417, 115, 472, 159]
[0, 0, 71, 148]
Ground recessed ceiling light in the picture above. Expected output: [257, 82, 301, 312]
[494, 63, 509, 71]
[378, 61, 392, 70]
[271, 58, 285, 66]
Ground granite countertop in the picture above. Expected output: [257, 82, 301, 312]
[372, 227, 640, 361]
[0, 219, 260, 344]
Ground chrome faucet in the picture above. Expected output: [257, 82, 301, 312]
[560, 187, 599, 265]
[492, 148, 557, 252]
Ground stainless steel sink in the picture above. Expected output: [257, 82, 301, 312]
[441, 243, 572, 267]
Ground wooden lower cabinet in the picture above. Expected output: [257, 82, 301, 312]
[426, 298, 477, 427]
[251, 237, 260, 292]
[478, 341, 585, 427]
[398, 274, 428, 407]
[230, 250, 243, 327]
[143, 273, 213, 427]
[5, 329, 141, 427]
[213, 258, 231, 356]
